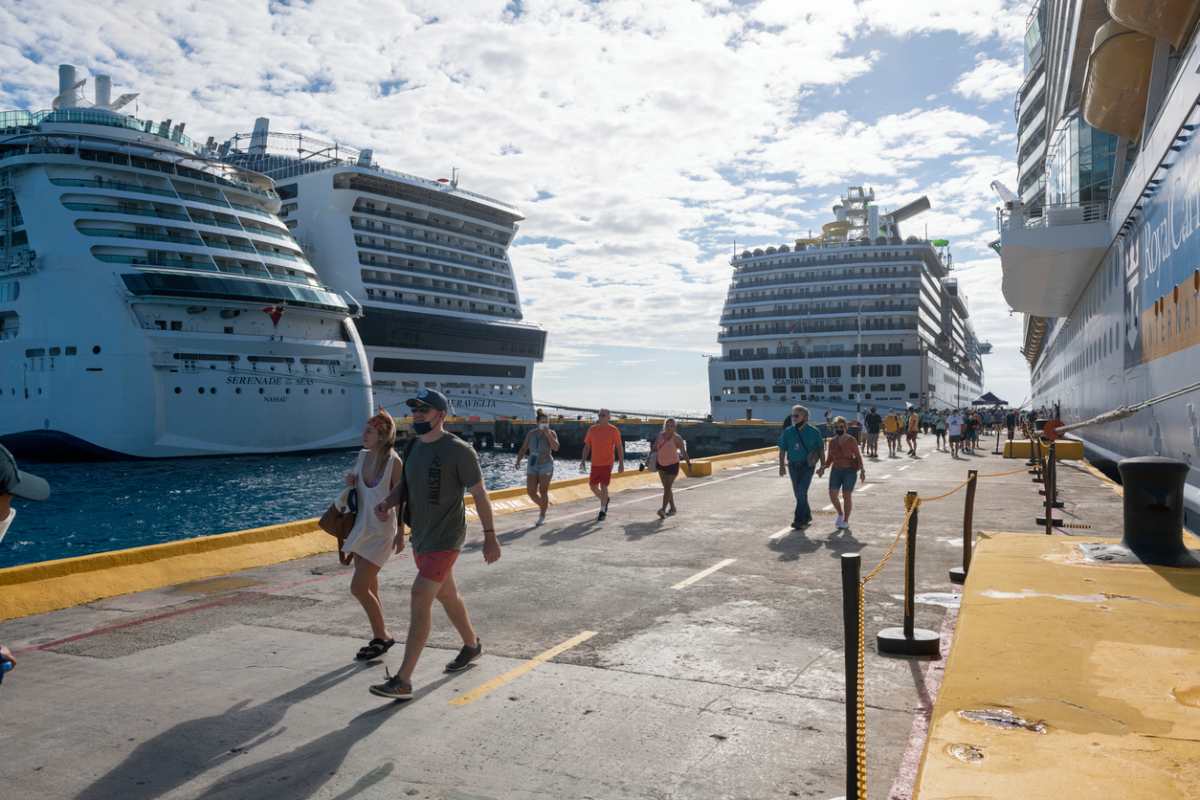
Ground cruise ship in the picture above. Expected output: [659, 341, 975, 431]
[997, 1, 1200, 529]
[709, 187, 985, 422]
[220, 120, 545, 419]
[0, 67, 372, 458]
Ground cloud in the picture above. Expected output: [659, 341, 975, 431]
[954, 55, 1024, 103]
[0, 0, 1033, 411]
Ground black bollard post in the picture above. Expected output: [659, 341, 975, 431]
[949, 470, 978, 584]
[1037, 441, 1063, 531]
[878, 492, 940, 656]
[840, 553, 862, 800]
[993, 425, 1003, 455]
[1117, 457, 1197, 566]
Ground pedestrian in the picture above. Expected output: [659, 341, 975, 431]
[1005, 407, 1017, 442]
[369, 388, 501, 702]
[778, 404, 824, 529]
[934, 410, 947, 451]
[864, 406, 882, 458]
[344, 409, 405, 661]
[652, 418, 692, 519]
[883, 409, 901, 458]
[581, 408, 624, 521]
[948, 409, 964, 458]
[906, 408, 920, 457]
[0, 443, 51, 686]
[515, 409, 558, 526]
[817, 416, 867, 530]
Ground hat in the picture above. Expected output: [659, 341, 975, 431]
[0, 444, 50, 501]
[405, 387, 449, 413]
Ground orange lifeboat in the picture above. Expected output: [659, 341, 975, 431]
[1082, 21, 1155, 141]
[1107, 0, 1200, 49]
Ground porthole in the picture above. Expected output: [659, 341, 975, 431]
[210, 387, 217, 394]
[303, 388, 309, 394]
[285, 388, 290, 395]
[174, 387, 182, 394]
[198, 387, 205, 394]
[235, 387, 242, 394]
[92, 345, 101, 354]
[259, 388, 265, 394]
[341, 389, 346, 394]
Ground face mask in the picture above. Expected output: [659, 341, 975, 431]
[538, 422, 549, 430]
[836, 427, 846, 435]
[412, 421, 433, 435]
[0, 507, 13, 547]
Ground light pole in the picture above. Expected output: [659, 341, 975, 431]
[856, 297, 863, 424]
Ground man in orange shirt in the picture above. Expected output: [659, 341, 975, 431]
[581, 408, 624, 521]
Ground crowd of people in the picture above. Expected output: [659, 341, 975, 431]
[778, 403, 1024, 533]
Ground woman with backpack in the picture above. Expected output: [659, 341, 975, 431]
[343, 409, 404, 661]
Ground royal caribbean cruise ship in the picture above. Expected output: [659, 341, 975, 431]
[998, 1, 1200, 529]
[709, 187, 985, 422]
[0, 67, 372, 458]
[221, 120, 545, 419]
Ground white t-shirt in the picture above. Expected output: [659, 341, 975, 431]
[947, 415, 963, 436]
[0, 506, 13, 547]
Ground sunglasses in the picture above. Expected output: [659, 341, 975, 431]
[411, 404, 433, 413]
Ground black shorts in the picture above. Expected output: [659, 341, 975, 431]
[657, 462, 680, 477]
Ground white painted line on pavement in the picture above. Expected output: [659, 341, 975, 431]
[898, 465, 911, 471]
[769, 526, 793, 541]
[880, 474, 893, 480]
[858, 483, 874, 492]
[673, 558, 737, 590]
[822, 503, 835, 512]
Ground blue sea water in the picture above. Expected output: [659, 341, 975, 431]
[1, 442, 652, 569]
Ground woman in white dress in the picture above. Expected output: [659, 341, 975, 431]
[343, 409, 404, 660]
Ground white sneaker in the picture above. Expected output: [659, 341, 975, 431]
[834, 514, 845, 528]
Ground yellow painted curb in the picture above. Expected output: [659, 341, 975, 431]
[0, 446, 776, 621]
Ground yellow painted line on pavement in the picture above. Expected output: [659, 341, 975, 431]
[449, 630, 598, 707]
[672, 558, 737, 590]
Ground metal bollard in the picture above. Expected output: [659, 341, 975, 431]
[840, 553, 863, 800]
[949, 470, 978, 583]
[878, 492, 940, 656]
[1118, 457, 1197, 566]
[1037, 441, 1062, 531]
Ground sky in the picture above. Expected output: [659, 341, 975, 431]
[0, 0, 1033, 414]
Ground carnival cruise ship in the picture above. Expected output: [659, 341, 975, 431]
[709, 187, 985, 422]
[0, 67, 372, 458]
[998, 1, 1200, 530]
[221, 120, 545, 419]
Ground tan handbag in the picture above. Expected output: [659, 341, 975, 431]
[319, 487, 358, 538]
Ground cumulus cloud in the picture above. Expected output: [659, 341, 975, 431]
[0, 0, 1031, 409]
[954, 55, 1024, 103]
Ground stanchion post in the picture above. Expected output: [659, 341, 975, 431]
[993, 425, 1002, 455]
[1038, 441, 1062, 532]
[840, 553, 862, 800]
[878, 491, 940, 656]
[949, 470, 978, 584]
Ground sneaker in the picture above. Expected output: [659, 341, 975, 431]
[837, 518, 850, 530]
[369, 668, 413, 701]
[536, 511, 546, 526]
[597, 509, 607, 521]
[445, 639, 482, 673]
[834, 514, 845, 528]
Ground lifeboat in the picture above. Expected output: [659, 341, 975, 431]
[1107, 0, 1200, 49]
[1082, 21, 1155, 140]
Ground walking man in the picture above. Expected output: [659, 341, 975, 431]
[864, 406, 882, 458]
[947, 409, 964, 458]
[883, 409, 900, 458]
[906, 407, 920, 457]
[369, 388, 501, 701]
[779, 404, 824, 529]
[581, 408, 624, 521]
[817, 416, 867, 529]
[1005, 407, 1017, 442]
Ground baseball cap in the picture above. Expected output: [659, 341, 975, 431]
[405, 387, 449, 413]
[0, 444, 50, 501]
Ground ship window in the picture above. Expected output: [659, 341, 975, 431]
[49, 347, 61, 356]
[886, 365, 902, 377]
[871, 383, 886, 391]
[25, 348, 44, 357]
[827, 366, 841, 378]
[737, 368, 750, 380]
[772, 367, 787, 379]
[93, 345, 101, 354]
[737, 386, 751, 394]
[170, 321, 183, 331]
[724, 369, 736, 380]
[890, 383, 905, 391]
[810, 366, 824, 378]
[174, 387, 181, 394]
[65, 346, 76, 355]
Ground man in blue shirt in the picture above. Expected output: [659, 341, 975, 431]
[779, 405, 825, 529]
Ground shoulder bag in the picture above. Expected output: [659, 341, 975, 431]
[646, 435, 660, 472]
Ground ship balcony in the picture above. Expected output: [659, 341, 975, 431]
[996, 201, 1110, 317]
[719, 303, 918, 324]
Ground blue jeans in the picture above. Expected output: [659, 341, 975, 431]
[787, 462, 815, 526]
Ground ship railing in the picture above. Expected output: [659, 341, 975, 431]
[712, 348, 923, 363]
[996, 200, 1108, 233]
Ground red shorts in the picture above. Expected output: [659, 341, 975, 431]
[413, 549, 459, 583]
[589, 463, 613, 486]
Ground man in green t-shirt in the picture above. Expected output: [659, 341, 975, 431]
[778, 404, 825, 529]
[369, 388, 501, 701]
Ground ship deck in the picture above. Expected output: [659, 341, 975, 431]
[3, 434, 1190, 799]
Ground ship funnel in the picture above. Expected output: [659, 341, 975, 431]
[357, 148, 373, 167]
[94, 74, 112, 109]
[249, 117, 270, 155]
[56, 64, 82, 109]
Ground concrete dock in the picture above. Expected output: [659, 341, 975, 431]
[0, 435, 1176, 800]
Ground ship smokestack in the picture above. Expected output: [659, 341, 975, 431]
[249, 117, 270, 156]
[57, 64, 78, 109]
[357, 148, 373, 167]
[94, 74, 112, 109]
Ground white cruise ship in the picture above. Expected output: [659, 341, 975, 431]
[709, 187, 986, 422]
[0, 67, 372, 458]
[221, 120, 545, 420]
[998, 2, 1200, 529]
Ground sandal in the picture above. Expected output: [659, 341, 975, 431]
[355, 638, 395, 661]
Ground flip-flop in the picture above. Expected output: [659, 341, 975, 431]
[356, 638, 395, 661]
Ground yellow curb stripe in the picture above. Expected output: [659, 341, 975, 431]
[449, 630, 598, 707]
[672, 558, 737, 590]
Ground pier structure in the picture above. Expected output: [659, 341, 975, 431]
[1, 434, 1197, 798]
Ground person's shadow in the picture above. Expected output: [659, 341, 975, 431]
[623, 518, 665, 540]
[539, 518, 601, 545]
[191, 673, 459, 799]
[824, 527, 865, 556]
[75, 663, 365, 800]
[768, 529, 823, 561]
